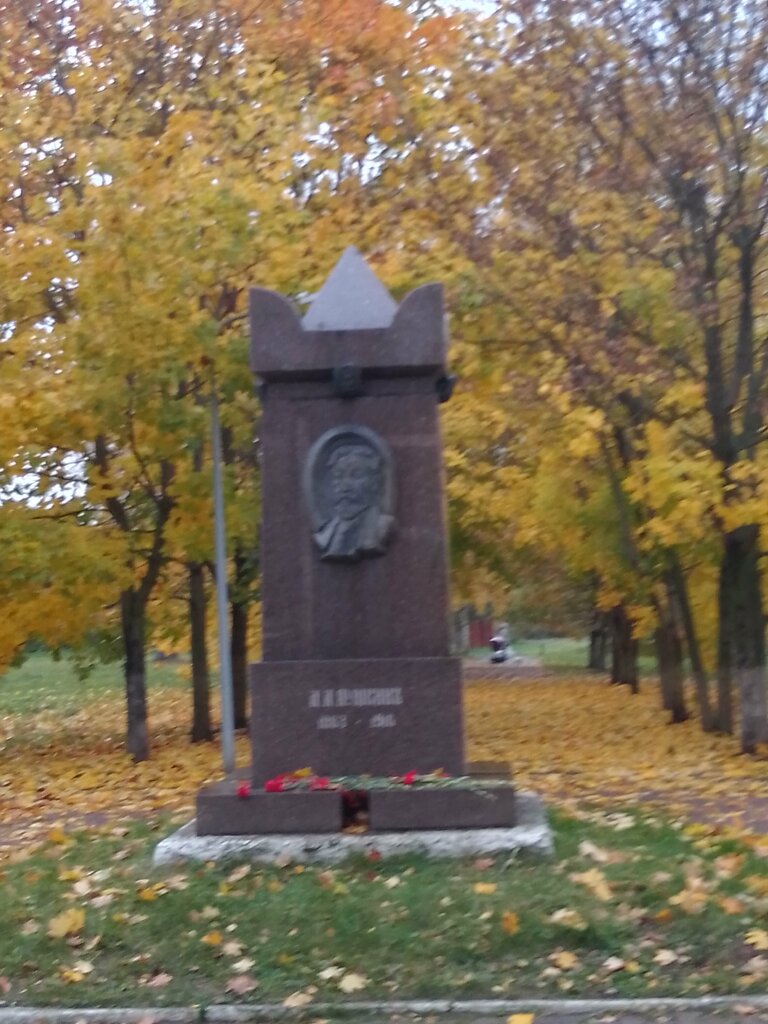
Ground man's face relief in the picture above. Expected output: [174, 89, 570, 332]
[330, 451, 376, 520]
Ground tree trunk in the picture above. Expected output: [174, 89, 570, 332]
[654, 595, 688, 724]
[189, 560, 213, 743]
[668, 557, 714, 731]
[588, 611, 608, 671]
[120, 588, 149, 762]
[610, 604, 638, 693]
[718, 524, 767, 751]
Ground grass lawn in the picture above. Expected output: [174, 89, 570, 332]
[4, 654, 768, 1006]
[3, 807, 768, 1006]
[0, 652, 185, 718]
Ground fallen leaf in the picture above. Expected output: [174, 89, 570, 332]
[549, 908, 587, 930]
[227, 865, 252, 883]
[550, 950, 579, 971]
[745, 929, 768, 951]
[145, 972, 173, 988]
[507, 1015, 534, 1024]
[578, 840, 626, 864]
[201, 931, 223, 946]
[283, 991, 314, 1008]
[58, 965, 87, 983]
[338, 972, 369, 993]
[226, 975, 258, 995]
[501, 910, 520, 935]
[48, 908, 85, 939]
[569, 868, 612, 901]
[719, 897, 746, 915]
[473, 882, 498, 895]
[669, 888, 708, 914]
[318, 966, 345, 981]
[232, 958, 255, 974]
[602, 956, 625, 973]
[653, 949, 679, 966]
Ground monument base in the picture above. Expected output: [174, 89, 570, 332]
[250, 656, 465, 784]
[196, 763, 515, 836]
[157, 791, 552, 866]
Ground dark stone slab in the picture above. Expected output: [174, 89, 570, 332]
[258, 383, 453, 661]
[369, 785, 517, 831]
[196, 780, 341, 835]
[250, 657, 464, 785]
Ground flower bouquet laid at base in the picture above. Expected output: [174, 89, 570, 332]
[235, 768, 511, 798]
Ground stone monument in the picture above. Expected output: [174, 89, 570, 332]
[196, 248, 517, 835]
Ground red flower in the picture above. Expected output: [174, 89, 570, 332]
[366, 849, 382, 863]
[401, 770, 418, 786]
[309, 776, 331, 790]
[264, 777, 285, 792]
[236, 781, 251, 799]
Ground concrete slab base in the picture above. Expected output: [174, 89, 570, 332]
[153, 790, 552, 866]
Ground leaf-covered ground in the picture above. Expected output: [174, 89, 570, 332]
[4, 809, 768, 1005]
[466, 678, 768, 834]
[2, 670, 768, 847]
[3, 665, 768, 1005]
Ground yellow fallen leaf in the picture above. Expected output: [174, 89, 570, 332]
[58, 868, 83, 882]
[201, 931, 223, 946]
[549, 908, 587, 930]
[569, 868, 612, 901]
[550, 950, 579, 970]
[47, 908, 85, 939]
[501, 910, 520, 935]
[58, 967, 86, 984]
[473, 882, 497, 895]
[745, 929, 768, 951]
[669, 888, 708, 914]
[507, 1015, 534, 1024]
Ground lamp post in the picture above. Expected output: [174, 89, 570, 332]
[210, 378, 236, 775]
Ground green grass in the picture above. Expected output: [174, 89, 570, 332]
[0, 652, 186, 717]
[2, 808, 768, 1006]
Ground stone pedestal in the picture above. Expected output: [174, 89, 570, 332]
[195, 248, 518, 837]
[250, 658, 463, 784]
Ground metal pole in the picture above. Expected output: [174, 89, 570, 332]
[211, 382, 236, 775]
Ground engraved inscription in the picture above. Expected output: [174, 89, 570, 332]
[308, 687, 402, 709]
[304, 425, 395, 563]
[369, 713, 396, 728]
[317, 715, 348, 730]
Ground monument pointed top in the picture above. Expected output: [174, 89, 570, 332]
[302, 246, 398, 331]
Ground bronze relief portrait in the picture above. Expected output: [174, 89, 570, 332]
[304, 425, 396, 563]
